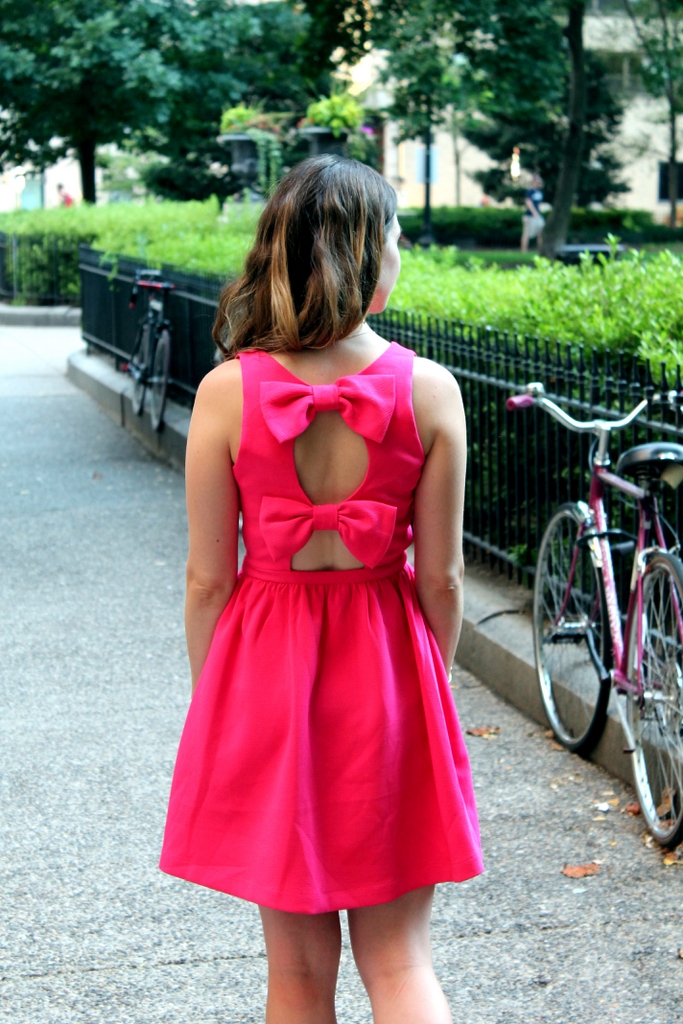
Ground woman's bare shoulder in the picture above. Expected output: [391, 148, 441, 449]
[195, 358, 243, 405]
[413, 356, 461, 416]
[411, 356, 463, 453]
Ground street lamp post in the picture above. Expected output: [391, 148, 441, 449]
[418, 122, 435, 246]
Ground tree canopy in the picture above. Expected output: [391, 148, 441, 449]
[141, 1, 323, 201]
[0, 0, 182, 201]
[0, 0, 326, 203]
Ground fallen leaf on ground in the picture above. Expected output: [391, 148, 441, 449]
[624, 802, 641, 816]
[657, 790, 674, 817]
[601, 790, 615, 797]
[663, 853, 680, 866]
[466, 726, 500, 739]
[550, 741, 565, 751]
[544, 729, 554, 738]
[606, 798, 620, 806]
[679, 949, 683, 959]
[592, 816, 607, 822]
[561, 862, 601, 878]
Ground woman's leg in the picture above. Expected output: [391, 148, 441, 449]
[259, 905, 342, 1024]
[347, 886, 451, 1024]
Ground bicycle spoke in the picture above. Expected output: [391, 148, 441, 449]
[534, 506, 609, 752]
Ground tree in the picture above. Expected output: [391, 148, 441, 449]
[297, 0, 372, 79]
[468, 51, 627, 209]
[141, 1, 324, 202]
[0, 0, 182, 202]
[622, 0, 683, 228]
[540, 0, 589, 256]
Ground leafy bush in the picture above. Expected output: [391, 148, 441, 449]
[0, 199, 258, 298]
[398, 206, 683, 248]
[305, 92, 364, 136]
[392, 246, 683, 365]
[6, 199, 683, 369]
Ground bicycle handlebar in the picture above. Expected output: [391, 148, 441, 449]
[506, 394, 535, 411]
[506, 382, 655, 436]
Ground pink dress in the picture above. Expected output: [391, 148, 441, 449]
[160, 342, 483, 913]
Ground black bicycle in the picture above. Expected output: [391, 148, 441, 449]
[128, 269, 175, 431]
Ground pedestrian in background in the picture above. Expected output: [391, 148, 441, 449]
[160, 156, 483, 1023]
[521, 173, 545, 252]
[56, 183, 74, 207]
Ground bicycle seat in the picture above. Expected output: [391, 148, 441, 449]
[615, 442, 683, 488]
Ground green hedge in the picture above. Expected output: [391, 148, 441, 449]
[392, 246, 683, 366]
[397, 206, 683, 248]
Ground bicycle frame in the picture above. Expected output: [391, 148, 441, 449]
[508, 383, 683, 750]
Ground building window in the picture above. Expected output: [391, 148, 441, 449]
[658, 162, 683, 201]
[415, 145, 439, 185]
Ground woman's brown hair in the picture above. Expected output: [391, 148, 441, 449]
[212, 156, 397, 357]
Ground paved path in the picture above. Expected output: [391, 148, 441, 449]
[2, 327, 682, 1024]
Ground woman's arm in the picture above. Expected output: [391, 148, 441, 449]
[412, 359, 467, 675]
[184, 362, 243, 693]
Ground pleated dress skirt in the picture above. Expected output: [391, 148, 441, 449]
[160, 558, 484, 913]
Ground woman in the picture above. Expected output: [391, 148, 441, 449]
[160, 156, 483, 1023]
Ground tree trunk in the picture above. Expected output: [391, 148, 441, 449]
[669, 104, 678, 229]
[540, 1, 587, 258]
[418, 125, 435, 245]
[78, 139, 97, 204]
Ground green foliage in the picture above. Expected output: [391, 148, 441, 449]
[296, 0, 371, 78]
[373, 0, 461, 142]
[0, 198, 258, 277]
[220, 106, 284, 194]
[0, 0, 183, 201]
[141, 1, 323, 202]
[305, 93, 364, 136]
[397, 206, 683, 247]
[391, 245, 683, 366]
[9, 201, 683, 367]
[461, 8, 626, 206]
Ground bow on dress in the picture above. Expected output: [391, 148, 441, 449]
[260, 375, 396, 443]
[260, 496, 397, 568]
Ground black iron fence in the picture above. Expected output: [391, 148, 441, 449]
[79, 246, 683, 588]
[0, 232, 85, 305]
[368, 309, 683, 591]
[79, 246, 224, 400]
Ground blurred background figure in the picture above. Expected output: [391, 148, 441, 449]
[521, 173, 544, 252]
[57, 183, 73, 207]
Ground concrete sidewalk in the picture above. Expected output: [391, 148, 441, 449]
[2, 328, 682, 1023]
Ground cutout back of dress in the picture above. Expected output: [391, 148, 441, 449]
[234, 343, 425, 580]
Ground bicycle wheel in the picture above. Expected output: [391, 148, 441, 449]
[534, 503, 611, 753]
[149, 328, 170, 432]
[627, 550, 683, 848]
[130, 321, 151, 416]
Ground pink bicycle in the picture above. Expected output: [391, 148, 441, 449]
[508, 382, 683, 847]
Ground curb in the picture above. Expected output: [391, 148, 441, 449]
[458, 568, 633, 784]
[67, 349, 634, 785]
[66, 350, 190, 471]
[0, 304, 81, 327]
